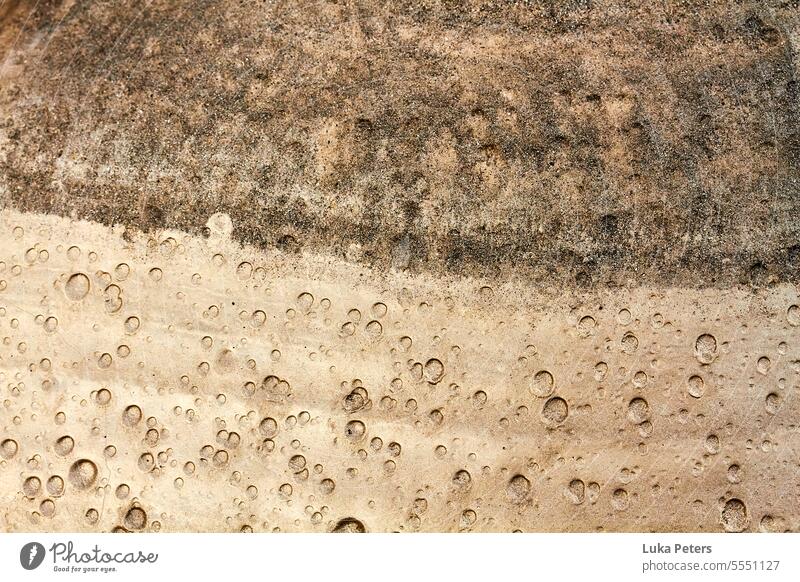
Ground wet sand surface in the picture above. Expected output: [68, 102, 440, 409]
[0, 1, 799, 532]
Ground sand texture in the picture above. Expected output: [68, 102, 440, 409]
[0, 211, 798, 532]
[0, 1, 799, 532]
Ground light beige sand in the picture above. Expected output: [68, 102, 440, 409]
[0, 209, 798, 532]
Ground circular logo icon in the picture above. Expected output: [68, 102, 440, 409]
[20, 542, 46, 570]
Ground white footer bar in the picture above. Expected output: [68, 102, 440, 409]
[1, 533, 795, 581]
